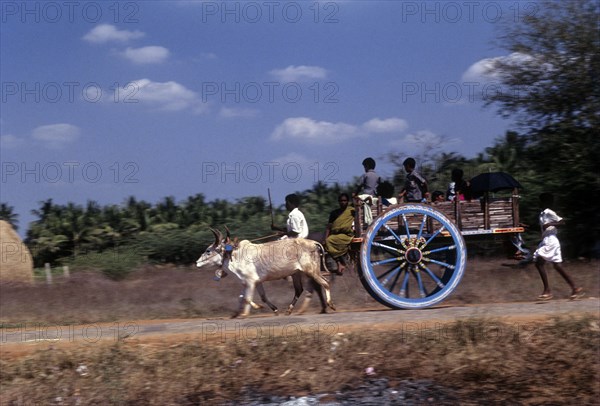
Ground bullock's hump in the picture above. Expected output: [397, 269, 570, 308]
[295, 238, 320, 249]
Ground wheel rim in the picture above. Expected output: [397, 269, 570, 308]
[360, 204, 467, 309]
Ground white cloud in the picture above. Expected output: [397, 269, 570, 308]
[115, 79, 208, 114]
[271, 117, 358, 144]
[269, 65, 328, 82]
[219, 107, 259, 119]
[32, 124, 80, 148]
[462, 57, 501, 83]
[462, 52, 536, 83]
[362, 118, 408, 133]
[0, 134, 25, 149]
[82, 24, 145, 44]
[122, 46, 170, 64]
[271, 116, 406, 144]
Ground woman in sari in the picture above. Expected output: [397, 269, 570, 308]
[325, 193, 355, 275]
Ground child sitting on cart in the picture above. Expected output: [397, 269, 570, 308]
[398, 157, 428, 203]
[354, 157, 381, 225]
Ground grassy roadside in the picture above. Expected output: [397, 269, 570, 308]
[1, 258, 598, 404]
[1, 258, 598, 325]
[1, 316, 599, 405]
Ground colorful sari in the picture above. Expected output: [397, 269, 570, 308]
[325, 205, 355, 258]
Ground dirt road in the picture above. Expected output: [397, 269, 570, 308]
[2, 258, 598, 359]
[2, 297, 597, 355]
[2, 260, 597, 404]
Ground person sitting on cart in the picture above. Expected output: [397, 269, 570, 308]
[432, 190, 445, 203]
[355, 157, 381, 200]
[324, 193, 355, 275]
[447, 168, 471, 201]
[354, 157, 381, 225]
[398, 157, 428, 203]
[376, 180, 397, 206]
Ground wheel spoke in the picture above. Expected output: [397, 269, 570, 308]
[371, 257, 400, 266]
[417, 214, 427, 240]
[420, 265, 445, 288]
[426, 258, 455, 269]
[424, 226, 445, 246]
[399, 270, 410, 297]
[423, 244, 456, 255]
[361, 204, 466, 309]
[387, 266, 404, 293]
[401, 214, 411, 238]
[372, 241, 402, 255]
[375, 263, 402, 281]
[412, 267, 427, 298]
[380, 265, 402, 287]
[382, 224, 403, 244]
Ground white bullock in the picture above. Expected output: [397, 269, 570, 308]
[196, 229, 335, 317]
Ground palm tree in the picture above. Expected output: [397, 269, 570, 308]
[0, 203, 18, 230]
[180, 194, 208, 227]
[483, 131, 527, 174]
[27, 200, 69, 264]
[30, 199, 56, 222]
[63, 202, 91, 256]
[152, 196, 181, 226]
[124, 196, 151, 232]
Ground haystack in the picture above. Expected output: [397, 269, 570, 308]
[0, 220, 34, 283]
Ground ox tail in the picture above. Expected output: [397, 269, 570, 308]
[312, 241, 335, 311]
[314, 242, 330, 276]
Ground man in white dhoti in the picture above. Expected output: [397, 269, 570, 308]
[533, 193, 584, 300]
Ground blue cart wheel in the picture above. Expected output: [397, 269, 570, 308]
[359, 204, 467, 309]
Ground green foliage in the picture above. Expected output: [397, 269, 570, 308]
[66, 247, 143, 280]
[298, 182, 352, 235]
[0, 202, 19, 229]
[131, 229, 212, 264]
[23, 185, 355, 267]
[488, 0, 599, 128]
[21, 0, 600, 265]
[484, 0, 600, 256]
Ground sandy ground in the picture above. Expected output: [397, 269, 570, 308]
[1, 257, 597, 358]
[1, 257, 598, 405]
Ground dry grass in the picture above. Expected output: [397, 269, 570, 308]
[1, 316, 598, 405]
[1, 258, 598, 404]
[1, 258, 597, 325]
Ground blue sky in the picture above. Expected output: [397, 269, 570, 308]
[1, 1, 526, 235]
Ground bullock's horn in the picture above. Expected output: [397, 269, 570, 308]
[224, 225, 231, 243]
[209, 228, 222, 246]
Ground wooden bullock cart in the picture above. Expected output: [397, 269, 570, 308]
[350, 180, 524, 310]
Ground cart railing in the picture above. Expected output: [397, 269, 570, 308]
[353, 189, 523, 241]
[352, 185, 524, 310]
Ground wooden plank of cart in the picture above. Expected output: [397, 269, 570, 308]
[350, 172, 524, 309]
